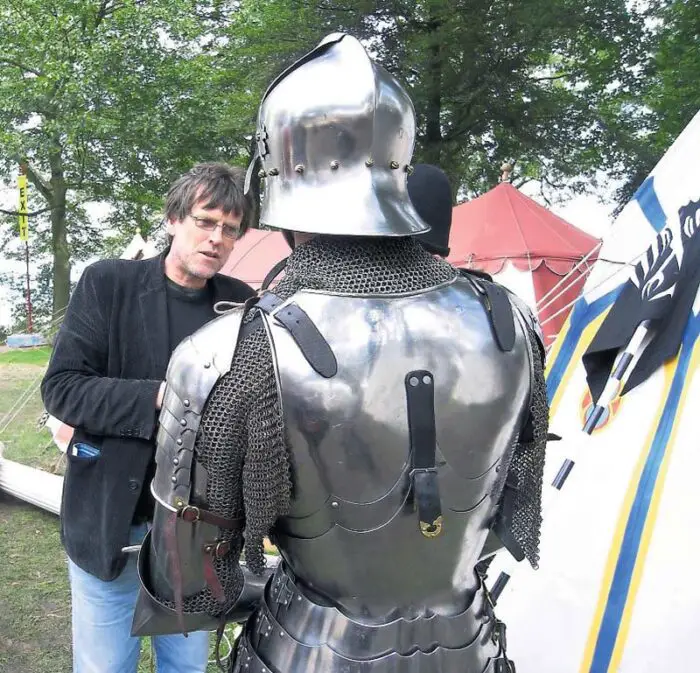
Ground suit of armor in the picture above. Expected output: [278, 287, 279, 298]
[132, 34, 548, 673]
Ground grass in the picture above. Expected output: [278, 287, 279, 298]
[0, 346, 52, 366]
[0, 359, 60, 473]
[0, 359, 240, 672]
[0, 494, 72, 673]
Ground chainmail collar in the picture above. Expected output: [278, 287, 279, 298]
[272, 235, 457, 298]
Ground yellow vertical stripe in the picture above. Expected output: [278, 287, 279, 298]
[578, 358, 678, 672]
[606, 341, 700, 670]
[548, 308, 612, 420]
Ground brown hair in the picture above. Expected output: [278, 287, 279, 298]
[164, 162, 253, 241]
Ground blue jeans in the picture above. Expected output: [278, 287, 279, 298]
[68, 524, 210, 673]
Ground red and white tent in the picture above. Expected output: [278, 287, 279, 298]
[447, 183, 600, 345]
[220, 229, 289, 290]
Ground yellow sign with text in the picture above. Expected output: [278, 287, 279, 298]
[18, 174, 28, 241]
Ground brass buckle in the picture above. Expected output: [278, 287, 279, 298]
[419, 515, 443, 538]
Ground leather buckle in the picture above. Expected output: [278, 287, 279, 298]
[203, 540, 230, 558]
[179, 505, 201, 523]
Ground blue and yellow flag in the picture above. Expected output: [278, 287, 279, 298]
[492, 109, 700, 673]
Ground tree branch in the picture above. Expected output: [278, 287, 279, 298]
[0, 57, 42, 76]
[24, 164, 53, 203]
[0, 206, 55, 217]
[532, 72, 572, 82]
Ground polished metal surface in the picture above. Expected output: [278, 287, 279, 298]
[232, 564, 505, 673]
[137, 306, 246, 634]
[254, 33, 429, 237]
[151, 306, 244, 507]
[242, 276, 531, 671]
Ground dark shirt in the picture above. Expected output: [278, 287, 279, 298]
[165, 278, 216, 353]
[133, 277, 219, 522]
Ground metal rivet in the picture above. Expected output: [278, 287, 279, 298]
[268, 168, 279, 176]
[183, 399, 190, 407]
[390, 160, 400, 169]
[171, 476, 177, 483]
[177, 438, 183, 446]
[330, 160, 339, 170]
[423, 375, 432, 385]
[405, 164, 414, 175]
[495, 465, 500, 473]
[180, 418, 187, 427]
[297, 595, 302, 601]
[331, 501, 339, 509]
[279, 631, 284, 637]
[257, 169, 267, 178]
[173, 458, 179, 466]
[203, 362, 211, 369]
[294, 164, 304, 174]
[365, 158, 374, 167]
[409, 376, 419, 387]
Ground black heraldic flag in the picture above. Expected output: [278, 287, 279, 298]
[583, 198, 700, 403]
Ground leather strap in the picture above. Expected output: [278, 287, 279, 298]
[460, 270, 516, 353]
[202, 549, 227, 604]
[483, 282, 516, 352]
[257, 292, 337, 378]
[202, 539, 232, 558]
[405, 370, 443, 538]
[260, 256, 289, 291]
[178, 504, 244, 531]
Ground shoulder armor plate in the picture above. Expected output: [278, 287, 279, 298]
[152, 307, 246, 508]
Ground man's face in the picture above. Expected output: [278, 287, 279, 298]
[165, 199, 241, 288]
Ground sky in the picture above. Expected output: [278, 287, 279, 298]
[0, 183, 617, 331]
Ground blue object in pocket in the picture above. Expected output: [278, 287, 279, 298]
[74, 442, 101, 458]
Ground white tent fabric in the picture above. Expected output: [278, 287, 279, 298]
[490, 110, 700, 672]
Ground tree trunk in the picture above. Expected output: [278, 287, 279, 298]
[49, 149, 70, 320]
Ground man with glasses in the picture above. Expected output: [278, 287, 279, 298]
[41, 162, 256, 672]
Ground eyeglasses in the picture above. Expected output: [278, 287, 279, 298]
[190, 215, 240, 240]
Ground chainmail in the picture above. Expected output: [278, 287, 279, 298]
[504, 324, 548, 568]
[274, 235, 457, 295]
[168, 236, 456, 617]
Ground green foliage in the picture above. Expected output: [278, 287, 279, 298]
[0, 1, 251, 314]
[612, 0, 700, 209]
[0, 0, 696, 316]
[218, 0, 654, 200]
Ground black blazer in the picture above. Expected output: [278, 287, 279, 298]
[41, 252, 255, 581]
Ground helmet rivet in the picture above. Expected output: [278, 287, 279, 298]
[390, 160, 400, 169]
[405, 164, 414, 175]
[365, 158, 374, 167]
[330, 160, 339, 170]
[258, 169, 267, 178]
[268, 167, 279, 176]
[294, 164, 305, 174]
